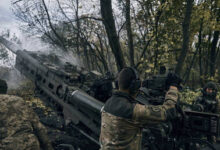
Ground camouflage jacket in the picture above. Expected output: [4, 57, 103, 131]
[0, 95, 53, 150]
[99, 89, 178, 150]
[194, 96, 220, 114]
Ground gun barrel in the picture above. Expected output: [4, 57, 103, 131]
[0, 36, 22, 54]
[70, 90, 104, 114]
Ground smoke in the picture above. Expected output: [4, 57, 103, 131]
[0, 33, 83, 90]
[20, 35, 83, 67]
[0, 47, 16, 67]
[0, 66, 26, 89]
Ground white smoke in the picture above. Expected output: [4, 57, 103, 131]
[0, 33, 83, 90]
[19, 34, 83, 67]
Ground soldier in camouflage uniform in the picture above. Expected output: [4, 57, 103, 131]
[193, 81, 220, 113]
[193, 81, 220, 143]
[0, 80, 53, 150]
[99, 67, 181, 150]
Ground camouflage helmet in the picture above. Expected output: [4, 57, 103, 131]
[202, 81, 218, 99]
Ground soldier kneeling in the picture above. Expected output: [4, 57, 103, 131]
[0, 79, 53, 150]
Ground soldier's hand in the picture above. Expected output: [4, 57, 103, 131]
[166, 107, 178, 120]
[166, 73, 182, 90]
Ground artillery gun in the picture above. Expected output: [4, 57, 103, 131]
[0, 36, 109, 149]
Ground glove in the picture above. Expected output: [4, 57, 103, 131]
[165, 73, 182, 90]
[166, 107, 178, 120]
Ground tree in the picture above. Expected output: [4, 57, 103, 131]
[210, 31, 219, 77]
[125, 0, 135, 67]
[210, 1, 220, 77]
[100, 0, 126, 71]
[175, 0, 194, 75]
[11, 0, 220, 87]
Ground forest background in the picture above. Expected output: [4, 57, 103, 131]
[0, 0, 219, 99]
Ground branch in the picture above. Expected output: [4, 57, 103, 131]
[117, 21, 126, 36]
[12, 0, 23, 5]
[77, 16, 103, 21]
[41, 0, 67, 51]
[135, 35, 153, 68]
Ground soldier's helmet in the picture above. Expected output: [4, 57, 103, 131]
[202, 81, 218, 99]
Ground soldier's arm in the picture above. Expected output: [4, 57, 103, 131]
[132, 86, 178, 124]
[29, 111, 54, 150]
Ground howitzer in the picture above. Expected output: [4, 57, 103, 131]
[0, 36, 106, 148]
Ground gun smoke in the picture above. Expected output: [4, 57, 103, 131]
[0, 35, 83, 89]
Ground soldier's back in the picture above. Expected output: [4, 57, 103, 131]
[0, 94, 41, 150]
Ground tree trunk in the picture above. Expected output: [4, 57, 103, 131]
[210, 31, 219, 77]
[199, 37, 203, 86]
[125, 0, 134, 67]
[184, 19, 203, 84]
[76, 0, 80, 55]
[100, 0, 126, 71]
[175, 0, 193, 75]
[153, 0, 165, 72]
[204, 33, 212, 77]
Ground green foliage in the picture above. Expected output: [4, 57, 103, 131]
[11, 0, 220, 87]
[180, 86, 220, 105]
[180, 88, 201, 104]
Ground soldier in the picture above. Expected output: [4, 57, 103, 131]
[193, 81, 220, 113]
[99, 67, 181, 150]
[193, 81, 220, 143]
[194, 81, 220, 113]
[0, 80, 53, 150]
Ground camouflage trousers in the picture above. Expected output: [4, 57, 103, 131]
[0, 133, 41, 150]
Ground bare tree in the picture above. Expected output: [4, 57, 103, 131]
[100, 0, 126, 71]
